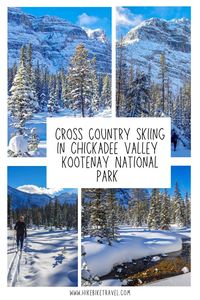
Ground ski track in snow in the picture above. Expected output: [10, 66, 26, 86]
[7, 229, 78, 287]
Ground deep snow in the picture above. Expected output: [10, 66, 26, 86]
[82, 226, 190, 281]
[8, 228, 78, 287]
[147, 273, 191, 286]
[8, 107, 111, 157]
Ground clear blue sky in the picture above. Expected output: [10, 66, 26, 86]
[125, 6, 191, 20]
[8, 166, 77, 194]
[21, 7, 111, 40]
[169, 166, 190, 196]
[117, 6, 191, 37]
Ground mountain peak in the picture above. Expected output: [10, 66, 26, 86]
[8, 8, 111, 75]
[85, 28, 108, 43]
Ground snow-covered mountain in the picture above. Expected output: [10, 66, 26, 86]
[8, 186, 77, 209]
[121, 17, 191, 92]
[8, 8, 111, 74]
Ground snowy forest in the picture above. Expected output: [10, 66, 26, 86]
[82, 185, 191, 242]
[116, 40, 191, 153]
[8, 195, 78, 230]
[8, 43, 111, 156]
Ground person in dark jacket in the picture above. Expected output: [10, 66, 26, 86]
[171, 130, 178, 151]
[14, 216, 27, 251]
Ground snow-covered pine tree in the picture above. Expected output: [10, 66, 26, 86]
[105, 189, 118, 243]
[27, 44, 33, 83]
[101, 74, 111, 109]
[147, 189, 161, 229]
[8, 63, 18, 94]
[20, 45, 26, 67]
[172, 182, 184, 227]
[67, 44, 93, 117]
[128, 189, 149, 227]
[40, 67, 50, 111]
[49, 198, 54, 230]
[60, 70, 69, 109]
[185, 192, 191, 228]
[8, 61, 34, 133]
[158, 53, 168, 113]
[160, 189, 171, 230]
[81, 192, 91, 236]
[116, 36, 127, 117]
[88, 189, 107, 239]
[28, 128, 40, 152]
[90, 56, 100, 114]
[126, 71, 150, 117]
[182, 81, 191, 147]
[47, 76, 59, 114]
[54, 76, 61, 112]
[54, 198, 62, 228]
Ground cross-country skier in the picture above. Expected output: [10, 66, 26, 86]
[14, 216, 27, 251]
[171, 130, 179, 152]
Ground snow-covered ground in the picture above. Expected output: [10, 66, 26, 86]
[8, 228, 78, 287]
[82, 226, 191, 284]
[147, 273, 191, 286]
[8, 108, 111, 157]
[171, 140, 190, 157]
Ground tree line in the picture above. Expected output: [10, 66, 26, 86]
[8, 195, 78, 230]
[82, 185, 191, 244]
[8, 43, 111, 133]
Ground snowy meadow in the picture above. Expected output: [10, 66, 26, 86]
[81, 187, 191, 286]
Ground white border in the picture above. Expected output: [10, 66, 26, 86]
[0, 0, 198, 299]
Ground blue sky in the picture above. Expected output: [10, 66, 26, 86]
[117, 6, 191, 37]
[8, 166, 77, 195]
[20, 7, 111, 40]
[169, 166, 190, 196]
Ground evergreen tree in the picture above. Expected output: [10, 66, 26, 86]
[88, 189, 107, 239]
[148, 189, 161, 229]
[126, 72, 150, 117]
[28, 128, 40, 151]
[8, 61, 34, 133]
[172, 182, 184, 227]
[54, 197, 62, 228]
[158, 53, 168, 113]
[8, 195, 13, 229]
[160, 190, 171, 229]
[185, 192, 191, 227]
[90, 57, 100, 114]
[105, 189, 118, 243]
[116, 37, 127, 116]
[101, 74, 111, 109]
[67, 44, 93, 117]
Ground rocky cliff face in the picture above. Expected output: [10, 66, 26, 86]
[122, 18, 191, 92]
[8, 8, 111, 74]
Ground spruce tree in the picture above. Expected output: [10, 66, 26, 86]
[116, 36, 127, 117]
[101, 74, 111, 109]
[105, 189, 118, 243]
[147, 189, 161, 229]
[158, 53, 168, 113]
[185, 192, 191, 227]
[126, 71, 150, 117]
[88, 189, 107, 239]
[173, 182, 184, 227]
[67, 44, 93, 117]
[90, 57, 100, 114]
[8, 61, 34, 133]
[160, 190, 171, 229]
